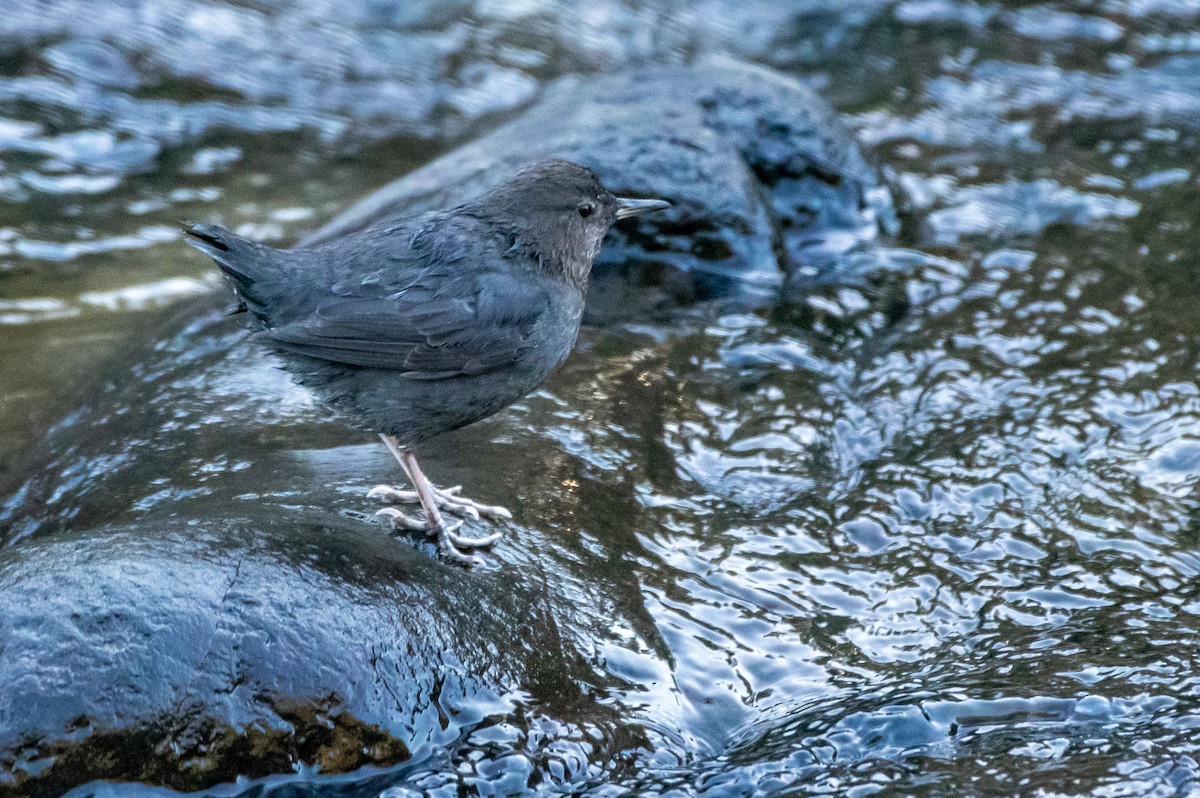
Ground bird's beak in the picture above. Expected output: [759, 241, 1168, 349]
[615, 197, 671, 220]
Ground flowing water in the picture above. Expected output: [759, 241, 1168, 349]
[4, 1, 1200, 795]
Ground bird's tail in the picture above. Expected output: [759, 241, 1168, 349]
[183, 223, 283, 322]
[183, 223, 261, 283]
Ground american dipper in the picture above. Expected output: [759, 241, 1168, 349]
[185, 159, 669, 565]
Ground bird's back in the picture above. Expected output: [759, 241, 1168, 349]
[188, 211, 584, 418]
[187, 214, 452, 327]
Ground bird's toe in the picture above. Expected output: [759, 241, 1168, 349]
[445, 526, 503, 550]
[430, 486, 512, 520]
[368, 484, 419, 503]
[375, 506, 425, 531]
[435, 536, 484, 567]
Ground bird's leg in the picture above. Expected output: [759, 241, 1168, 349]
[371, 435, 503, 564]
[369, 435, 512, 522]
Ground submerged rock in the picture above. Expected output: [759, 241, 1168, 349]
[302, 58, 894, 293]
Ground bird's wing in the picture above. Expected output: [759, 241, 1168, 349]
[265, 268, 551, 379]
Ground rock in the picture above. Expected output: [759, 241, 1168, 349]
[0, 517, 504, 796]
[0, 59, 891, 795]
[0, 305, 654, 796]
[302, 58, 894, 294]
[2, 1, 897, 225]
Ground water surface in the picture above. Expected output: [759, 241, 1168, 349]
[5, 1, 1200, 795]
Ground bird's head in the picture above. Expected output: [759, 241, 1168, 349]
[474, 159, 670, 284]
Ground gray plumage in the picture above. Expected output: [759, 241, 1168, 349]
[184, 160, 669, 565]
[188, 160, 666, 446]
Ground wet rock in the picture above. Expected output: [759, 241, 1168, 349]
[0, 305, 658, 796]
[0, 518, 487, 796]
[11, 0, 1200, 794]
[4, 221, 1200, 795]
[0, 56, 894, 795]
[302, 58, 894, 293]
[0, 0, 896, 231]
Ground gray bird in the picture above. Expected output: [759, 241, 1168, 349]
[185, 159, 669, 565]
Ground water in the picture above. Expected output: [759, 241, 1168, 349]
[5, 0, 1200, 795]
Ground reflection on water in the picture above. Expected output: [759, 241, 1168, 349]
[6, 0, 1200, 795]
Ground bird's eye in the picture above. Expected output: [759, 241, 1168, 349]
[577, 202, 595, 219]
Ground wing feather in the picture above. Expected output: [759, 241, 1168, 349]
[265, 269, 549, 379]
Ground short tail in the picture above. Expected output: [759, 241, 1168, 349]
[183, 222, 281, 321]
[184, 223, 231, 252]
[183, 223, 257, 282]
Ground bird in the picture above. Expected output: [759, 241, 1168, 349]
[184, 159, 670, 565]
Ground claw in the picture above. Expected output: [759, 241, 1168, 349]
[442, 517, 501, 548]
[446, 528, 503, 549]
[368, 484, 419, 503]
[474, 502, 513, 521]
[377, 507, 496, 561]
[378, 510, 488, 565]
[436, 491, 512, 520]
[375, 506, 425, 531]
[447, 499, 481, 521]
[369, 482, 511, 521]
[433, 525, 484, 566]
[366, 439, 509, 567]
[436, 538, 482, 567]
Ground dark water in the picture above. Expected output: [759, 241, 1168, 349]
[5, 0, 1200, 795]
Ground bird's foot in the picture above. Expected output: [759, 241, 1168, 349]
[375, 505, 502, 546]
[375, 507, 502, 566]
[371, 484, 505, 565]
[367, 484, 512, 521]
